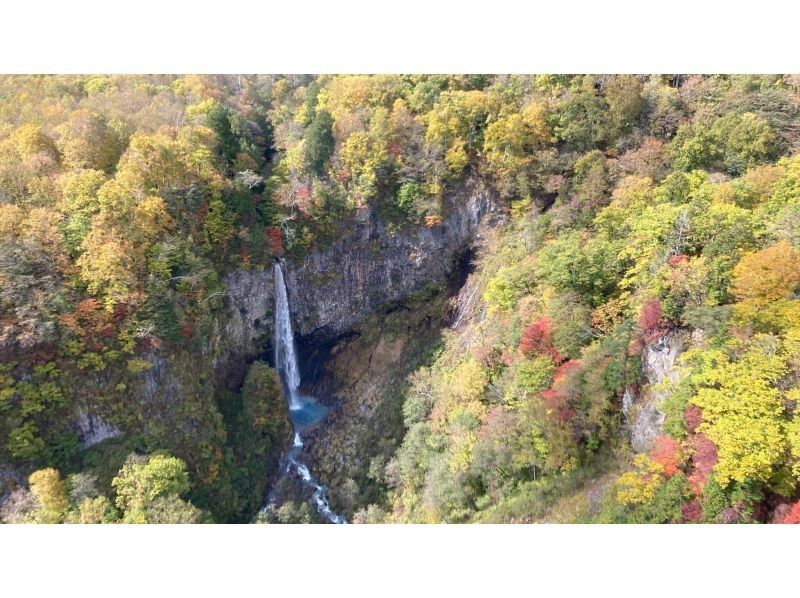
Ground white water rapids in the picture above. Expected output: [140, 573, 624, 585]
[269, 261, 346, 524]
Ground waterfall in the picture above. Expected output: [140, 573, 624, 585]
[450, 274, 480, 330]
[267, 260, 346, 524]
[274, 261, 301, 410]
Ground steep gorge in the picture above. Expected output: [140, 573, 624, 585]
[98, 176, 501, 521]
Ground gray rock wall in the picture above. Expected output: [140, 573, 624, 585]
[624, 332, 685, 452]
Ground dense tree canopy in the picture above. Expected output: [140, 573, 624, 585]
[3, 74, 800, 524]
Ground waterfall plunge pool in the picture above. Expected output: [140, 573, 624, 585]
[289, 395, 329, 430]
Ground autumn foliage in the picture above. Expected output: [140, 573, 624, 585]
[519, 317, 561, 361]
[731, 240, 800, 305]
[684, 405, 703, 434]
[781, 501, 800, 524]
[540, 360, 581, 422]
[650, 435, 681, 478]
[687, 433, 719, 494]
[267, 226, 284, 256]
[681, 500, 703, 523]
[638, 298, 665, 341]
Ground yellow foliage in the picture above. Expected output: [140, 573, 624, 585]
[786, 412, 800, 480]
[0, 203, 24, 239]
[126, 358, 153, 374]
[28, 468, 69, 523]
[449, 429, 478, 474]
[732, 241, 800, 330]
[59, 169, 107, 216]
[11, 123, 57, 158]
[185, 99, 216, 120]
[616, 455, 664, 506]
[732, 240, 800, 304]
[521, 102, 552, 142]
[444, 141, 468, 175]
[77, 227, 135, 304]
[133, 196, 174, 241]
[689, 345, 788, 486]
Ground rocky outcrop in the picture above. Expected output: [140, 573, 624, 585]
[214, 175, 499, 354]
[286, 177, 498, 343]
[76, 409, 122, 448]
[624, 332, 685, 452]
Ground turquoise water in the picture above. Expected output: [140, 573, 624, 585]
[289, 395, 329, 430]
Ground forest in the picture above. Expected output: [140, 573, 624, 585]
[2, 74, 800, 523]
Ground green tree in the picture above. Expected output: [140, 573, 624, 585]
[111, 453, 198, 523]
[304, 109, 334, 176]
[207, 103, 239, 165]
[537, 232, 622, 307]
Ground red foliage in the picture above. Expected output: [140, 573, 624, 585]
[539, 359, 582, 422]
[386, 143, 403, 157]
[687, 433, 718, 494]
[681, 500, 703, 523]
[554, 359, 582, 379]
[650, 435, 681, 477]
[519, 318, 561, 361]
[540, 388, 576, 422]
[639, 298, 665, 341]
[684, 405, 703, 433]
[267, 227, 283, 257]
[667, 254, 688, 267]
[22, 346, 57, 365]
[60, 298, 116, 349]
[781, 501, 800, 524]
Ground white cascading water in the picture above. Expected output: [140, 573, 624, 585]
[271, 261, 346, 524]
[274, 261, 302, 410]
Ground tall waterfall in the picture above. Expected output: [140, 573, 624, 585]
[274, 261, 301, 410]
[268, 261, 346, 524]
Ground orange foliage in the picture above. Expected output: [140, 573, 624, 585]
[59, 298, 116, 347]
[424, 214, 443, 227]
[781, 501, 800, 524]
[650, 434, 681, 477]
[731, 240, 800, 305]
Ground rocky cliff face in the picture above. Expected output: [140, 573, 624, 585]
[286, 177, 497, 343]
[124, 176, 498, 450]
[623, 332, 686, 452]
[215, 175, 498, 358]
